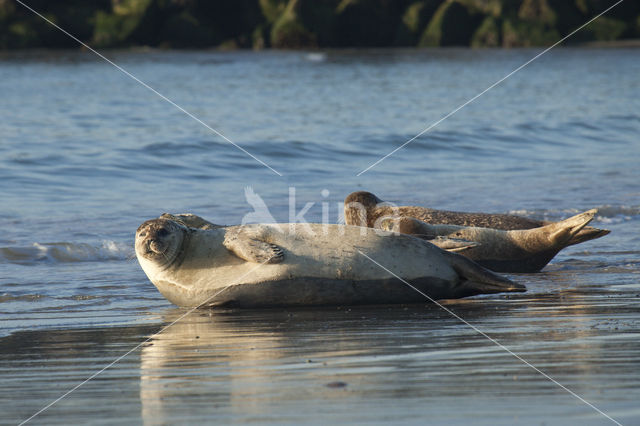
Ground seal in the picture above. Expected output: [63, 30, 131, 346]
[378, 209, 598, 273]
[344, 191, 610, 246]
[161, 213, 477, 253]
[135, 216, 525, 308]
[159, 212, 221, 230]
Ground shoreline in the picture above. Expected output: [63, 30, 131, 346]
[1, 41, 639, 58]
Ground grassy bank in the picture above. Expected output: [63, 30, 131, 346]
[1, 0, 639, 49]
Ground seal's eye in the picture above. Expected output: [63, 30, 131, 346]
[157, 228, 169, 237]
[139, 231, 147, 238]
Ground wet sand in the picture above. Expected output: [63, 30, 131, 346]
[3, 278, 639, 425]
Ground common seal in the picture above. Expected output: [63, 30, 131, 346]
[344, 191, 610, 246]
[159, 213, 221, 230]
[379, 209, 597, 273]
[135, 217, 524, 308]
[160, 212, 478, 253]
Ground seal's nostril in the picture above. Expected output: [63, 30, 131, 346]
[149, 239, 165, 254]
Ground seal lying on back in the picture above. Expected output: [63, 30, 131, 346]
[380, 209, 597, 273]
[135, 217, 524, 308]
[344, 191, 609, 246]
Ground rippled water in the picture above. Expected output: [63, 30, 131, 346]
[1, 48, 639, 424]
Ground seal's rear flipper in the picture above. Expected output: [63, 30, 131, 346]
[445, 251, 526, 294]
[223, 229, 284, 264]
[568, 226, 610, 246]
[546, 209, 597, 245]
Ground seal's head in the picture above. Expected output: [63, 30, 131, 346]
[135, 219, 187, 270]
[344, 191, 383, 227]
[379, 217, 409, 233]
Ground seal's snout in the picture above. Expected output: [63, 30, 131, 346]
[143, 225, 172, 254]
[148, 237, 167, 254]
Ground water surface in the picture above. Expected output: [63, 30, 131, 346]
[1, 48, 639, 424]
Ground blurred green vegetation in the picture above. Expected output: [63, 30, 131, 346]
[1, 0, 639, 49]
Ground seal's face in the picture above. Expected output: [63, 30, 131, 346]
[135, 219, 186, 269]
[344, 191, 383, 227]
[378, 217, 399, 232]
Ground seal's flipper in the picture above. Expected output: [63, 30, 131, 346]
[378, 216, 437, 239]
[223, 231, 284, 264]
[160, 213, 222, 230]
[545, 209, 597, 245]
[444, 251, 526, 294]
[379, 217, 477, 252]
[430, 236, 480, 253]
[568, 226, 610, 246]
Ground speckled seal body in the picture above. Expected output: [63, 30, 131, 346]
[379, 210, 598, 273]
[135, 216, 524, 308]
[344, 191, 609, 247]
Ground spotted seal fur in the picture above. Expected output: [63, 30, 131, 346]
[344, 191, 609, 247]
[379, 210, 598, 272]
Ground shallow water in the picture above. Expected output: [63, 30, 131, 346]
[1, 48, 639, 424]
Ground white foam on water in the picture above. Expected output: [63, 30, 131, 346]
[0, 240, 133, 264]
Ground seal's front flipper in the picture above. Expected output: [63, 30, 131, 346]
[430, 236, 480, 253]
[378, 216, 437, 239]
[379, 217, 477, 252]
[223, 230, 284, 264]
[160, 213, 222, 230]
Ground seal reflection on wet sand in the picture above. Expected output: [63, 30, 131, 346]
[4, 291, 639, 425]
[136, 301, 640, 425]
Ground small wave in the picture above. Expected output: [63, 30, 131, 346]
[606, 113, 640, 122]
[139, 140, 225, 157]
[0, 241, 133, 265]
[593, 205, 640, 223]
[0, 293, 47, 303]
